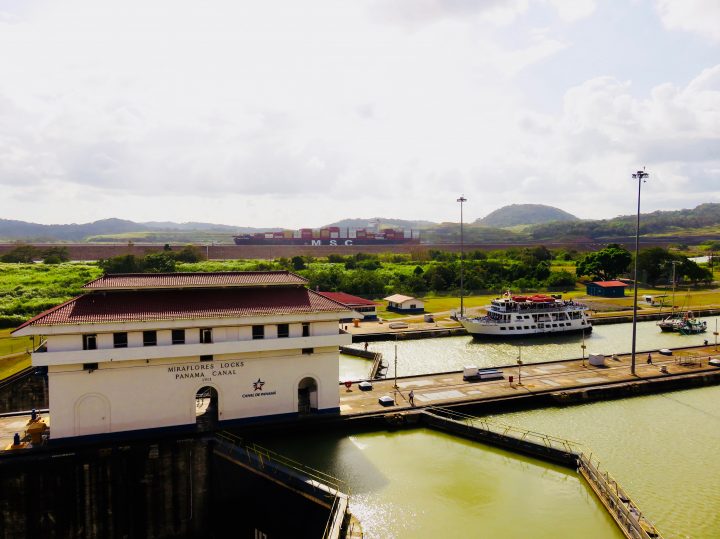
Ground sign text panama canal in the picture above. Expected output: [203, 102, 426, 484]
[167, 361, 244, 380]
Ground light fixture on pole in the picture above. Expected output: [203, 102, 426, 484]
[630, 168, 649, 376]
[393, 340, 398, 403]
[581, 331, 587, 368]
[517, 345, 523, 386]
[457, 195, 467, 318]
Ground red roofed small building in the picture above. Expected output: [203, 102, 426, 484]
[316, 292, 378, 321]
[586, 280, 629, 298]
[13, 271, 352, 441]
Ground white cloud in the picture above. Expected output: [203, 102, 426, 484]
[545, 0, 596, 22]
[655, 0, 720, 42]
[0, 0, 717, 227]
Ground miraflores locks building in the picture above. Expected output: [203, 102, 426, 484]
[12, 271, 352, 441]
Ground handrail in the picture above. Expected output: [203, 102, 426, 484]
[424, 407, 662, 538]
[215, 431, 348, 493]
[577, 453, 661, 539]
[426, 406, 582, 454]
[215, 431, 350, 539]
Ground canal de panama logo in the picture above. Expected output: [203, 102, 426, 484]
[243, 378, 276, 398]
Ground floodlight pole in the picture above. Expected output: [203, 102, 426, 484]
[630, 168, 649, 376]
[517, 345, 523, 386]
[457, 195, 467, 317]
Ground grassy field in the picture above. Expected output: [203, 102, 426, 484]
[0, 329, 32, 379]
[0, 263, 103, 327]
[0, 328, 33, 356]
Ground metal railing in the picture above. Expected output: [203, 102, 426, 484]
[577, 453, 661, 539]
[424, 407, 662, 539]
[214, 431, 350, 539]
[426, 406, 581, 454]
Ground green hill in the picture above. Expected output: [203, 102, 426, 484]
[476, 204, 579, 228]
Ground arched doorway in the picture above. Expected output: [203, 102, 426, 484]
[195, 386, 219, 431]
[75, 393, 110, 436]
[297, 377, 318, 415]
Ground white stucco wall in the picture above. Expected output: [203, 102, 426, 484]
[48, 347, 340, 439]
[47, 334, 81, 352]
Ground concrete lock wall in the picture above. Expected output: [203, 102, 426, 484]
[47, 348, 340, 439]
[0, 370, 49, 414]
[0, 438, 211, 538]
[212, 451, 333, 538]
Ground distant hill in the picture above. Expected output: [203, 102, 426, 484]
[0, 218, 272, 242]
[530, 203, 720, 240]
[323, 217, 437, 229]
[476, 204, 579, 228]
[141, 221, 239, 231]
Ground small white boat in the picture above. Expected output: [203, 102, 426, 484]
[459, 292, 592, 339]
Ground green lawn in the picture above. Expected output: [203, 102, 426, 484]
[0, 329, 32, 380]
[0, 328, 32, 356]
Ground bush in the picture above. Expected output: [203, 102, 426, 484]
[1, 244, 39, 263]
[41, 247, 70, 264]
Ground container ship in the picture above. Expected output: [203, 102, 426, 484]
[233, 227, 420, 246]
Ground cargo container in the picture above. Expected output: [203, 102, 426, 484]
[233, 227, 419, 246]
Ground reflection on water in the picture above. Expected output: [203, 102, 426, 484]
[339, 354, 373, 382]
[495, 385, 720, 539]
[259, 429, 623, 539]
[341, 316, 719, 378]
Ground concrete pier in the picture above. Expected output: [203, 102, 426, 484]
[339, 344, 720, 418]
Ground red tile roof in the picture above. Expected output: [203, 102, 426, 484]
[591, 281, 629, 287]
[15, 288, 349, 329]
[83, 271, 307, 290]
[316, 291, 377, 307]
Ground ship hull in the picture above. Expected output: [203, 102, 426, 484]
[459, 318, 592, 339]
[233, 238, 420, 246]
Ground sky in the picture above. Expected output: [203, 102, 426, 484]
[0, 0, 719, 228]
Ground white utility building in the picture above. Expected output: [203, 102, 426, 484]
[13, 271, 352, 441]
[383, 294, 425, 314]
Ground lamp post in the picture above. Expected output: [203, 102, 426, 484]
[517, 345, 523, 386]
[581, 331, 587, 368]
[457, 195, 467, 318]
[630, 168, 649, 375]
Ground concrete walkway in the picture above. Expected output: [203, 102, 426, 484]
[339, 345, 720, 416]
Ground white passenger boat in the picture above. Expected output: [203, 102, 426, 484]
[458, 293, 592, 338]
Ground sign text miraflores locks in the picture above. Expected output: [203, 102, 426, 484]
[167, 361, 244, 380]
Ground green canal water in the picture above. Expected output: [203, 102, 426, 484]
[493, 385, 720, 539]
[265, 385, 720, 538]
[260, 428, 623, 539]
[325, 318, 720, 537]
[340, 315, 720, 380]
